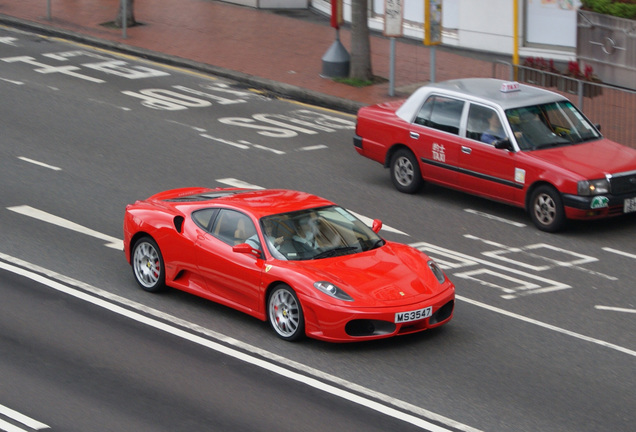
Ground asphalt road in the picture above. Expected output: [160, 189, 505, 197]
[1, 26, 635, 432]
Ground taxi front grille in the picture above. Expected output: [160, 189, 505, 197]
[610, 172, 636, 195]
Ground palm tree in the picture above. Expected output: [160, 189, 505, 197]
[349, 0, 373, 81]
[115, 0, 136, 28]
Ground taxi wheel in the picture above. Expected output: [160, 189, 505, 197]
[390, 149, 422, 194]
[529, 185, 565, 232]
[267, 285, 305, 341]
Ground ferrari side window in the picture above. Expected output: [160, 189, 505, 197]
[192, 208, 219, 232]
[211, 209, 256, 246]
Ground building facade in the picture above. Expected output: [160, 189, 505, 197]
[311, 0, 581, 61]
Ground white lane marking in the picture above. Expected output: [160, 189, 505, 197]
[200, 134, 285, 154]
[603, 247, 636, 260]
[6, 206, 122, 250]
[200, 134, 249, 149]
[215, 179, 409, 236]
[457, 295, 636, 357]
[595, 305, 636, 314]
[166, 120, 206, 132]
[0, 404, 49, 430]
[413, 241, 570, 299]
[347, 210, 408, 236]
[17, 157, 62, 171]
[216, 178, 265, 189]
[0, 257, 478, 432]
[464, 209, 526, 227]
[466, 235, 616, 281]
[0, 77, 23, 85]
[88, 98, 131, 111]
[297, 145, 328, 151]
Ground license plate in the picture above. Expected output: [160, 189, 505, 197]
[624, 197, 636, 213]
[395, 306, 432, 323]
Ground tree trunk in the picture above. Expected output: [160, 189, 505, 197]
[115, 0, 136, 28]
[349, 0, 373, 81]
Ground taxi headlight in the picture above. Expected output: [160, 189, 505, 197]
[314, 281, 354, 302]
[578, 179, 609, 196]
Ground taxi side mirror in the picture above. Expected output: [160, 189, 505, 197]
[494, 138, 514, 151]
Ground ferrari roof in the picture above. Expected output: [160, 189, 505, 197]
[150, 187, 335, 219]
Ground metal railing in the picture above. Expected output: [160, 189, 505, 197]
[493, 62, 636, 148]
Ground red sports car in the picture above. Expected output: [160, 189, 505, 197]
[123, 187, 455, 342]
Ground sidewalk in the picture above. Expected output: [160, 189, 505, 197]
[0, 0, 498, 113]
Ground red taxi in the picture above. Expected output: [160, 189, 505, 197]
[354, 78, 636, 232]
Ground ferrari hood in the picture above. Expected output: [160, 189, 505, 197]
[291, 242, 449, 307]
[529, 139, 636, 178]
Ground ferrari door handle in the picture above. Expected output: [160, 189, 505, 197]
[461, 146, 472, 154]
[409, 131, 419, 139]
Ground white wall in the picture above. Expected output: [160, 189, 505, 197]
[457, 0, 516, 54]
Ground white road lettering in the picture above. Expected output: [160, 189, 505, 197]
[200, 82, 255, 98]
[218, 117, 298, 138]
[83, 60, 170, 79]
[122, 88, 211, 109]
[173, 85, 246, 105]
[42, 50, 107, 61]
[6, 205, 122, 250]
[291, 110, 356, 129]
[1, 56, 105, 83]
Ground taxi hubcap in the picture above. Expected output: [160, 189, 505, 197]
[395, 157, 413, 185]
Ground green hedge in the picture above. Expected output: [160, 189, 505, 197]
[581, 0, 636, 19]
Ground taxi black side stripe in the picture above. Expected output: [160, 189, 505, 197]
[421, 158, 524, 189]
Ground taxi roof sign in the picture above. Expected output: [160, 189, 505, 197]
[500, 81, 521, 93]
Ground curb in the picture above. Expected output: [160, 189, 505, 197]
[0, 14, 364, 114]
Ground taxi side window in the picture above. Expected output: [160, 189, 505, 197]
[414, 95, 464, 135]
[467, 105, 506, 144]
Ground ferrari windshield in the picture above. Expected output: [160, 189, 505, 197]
[259, 206, 384, 260]
[506, 100, 601, 150]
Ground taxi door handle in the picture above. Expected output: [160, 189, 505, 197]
[461, 146, 472, 154]
[409, 131, 419, 139]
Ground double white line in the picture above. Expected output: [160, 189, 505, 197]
[0, 404, 49, 432]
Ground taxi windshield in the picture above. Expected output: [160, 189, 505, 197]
[506, 101, 601, 150]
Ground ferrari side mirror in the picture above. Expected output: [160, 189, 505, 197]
[371, 219, 382, 233]
[233, 243, 261, 258]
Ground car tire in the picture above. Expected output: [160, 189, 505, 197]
[267, 285, 305, 341]
[390, 148, 423, 194]
[132, 237, 166, 292]
[529, 185, 566, 232]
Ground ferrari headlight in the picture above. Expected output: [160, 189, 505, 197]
[314, 281, 354, 302]
[428, 260, 446, 284]
[578, 179, 609, 196]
